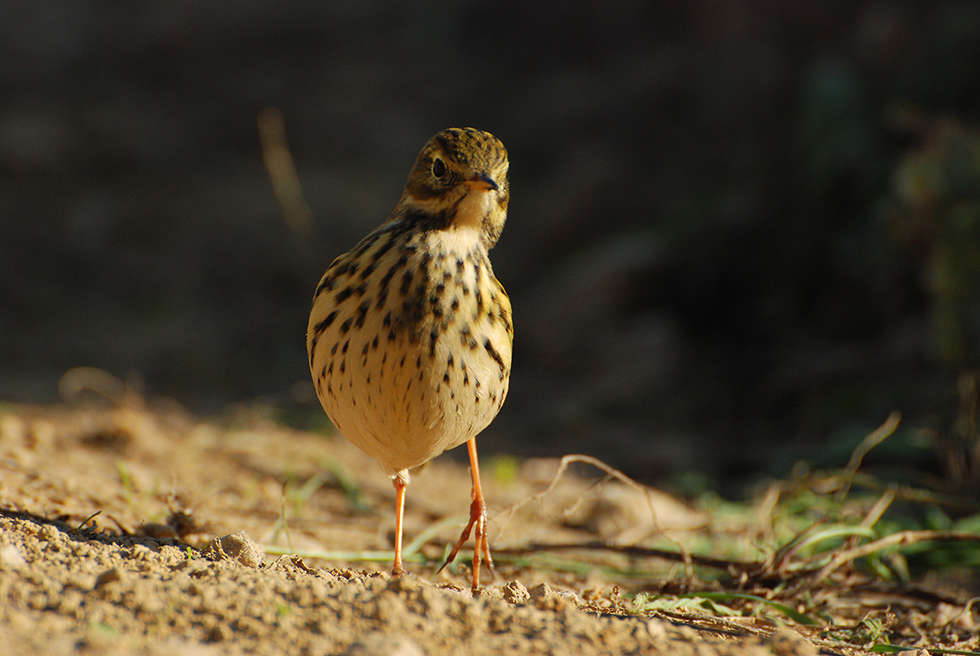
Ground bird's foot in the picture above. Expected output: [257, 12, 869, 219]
[437, 497, 494, 592]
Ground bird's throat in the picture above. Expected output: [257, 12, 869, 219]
[453, 189, 494, 230]
[400, 187, 503, 250]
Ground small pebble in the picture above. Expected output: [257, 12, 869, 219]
[503, 580, 530, 604]
[204, 532, 263, 567]
[94, 568, 123, 588]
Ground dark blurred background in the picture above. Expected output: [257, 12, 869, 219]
[2, 1, 978, 494]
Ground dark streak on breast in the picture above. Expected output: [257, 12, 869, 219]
[483, 338, 506, 376]
[308, 309, 339, 367]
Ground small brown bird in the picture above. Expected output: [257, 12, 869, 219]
[306, 127, 513, 591]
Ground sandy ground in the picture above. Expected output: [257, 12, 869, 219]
[1, 400, 837, 655]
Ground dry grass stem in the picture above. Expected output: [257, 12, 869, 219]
[257, 107, 314, 238]
[838, 411, 902, 500]
[495, 453, 695, 575]
[811, 530, 980, 582]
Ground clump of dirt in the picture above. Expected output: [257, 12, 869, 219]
[0, 401, 858, 653]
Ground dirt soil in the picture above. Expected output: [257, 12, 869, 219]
[1, 400, 841, 655]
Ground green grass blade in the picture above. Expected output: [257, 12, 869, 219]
[872, 645, 980, 655]
[676, 592, 820, 625]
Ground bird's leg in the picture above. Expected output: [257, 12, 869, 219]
[391, 473, 408, 576]
[437, 438, 494, 592]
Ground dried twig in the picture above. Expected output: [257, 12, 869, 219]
[837, 411, 902, 500]
[76, 510, 102, 531]
[257, 107, 314, 239]
[860, 486, 897, 529]
[495, 454, 695, 576]
[811, 530, 980, 582]
[837, 486, 898, 559]
[845, 473, 977, 512]
[647, 609, 773, 638]
[764, 520, 829, 575]
[754, 482, 781, 540]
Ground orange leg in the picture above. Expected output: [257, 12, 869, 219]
[437, 438, 494, 592]
[392, 475, 407, 576]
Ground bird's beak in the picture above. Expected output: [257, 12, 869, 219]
[465, 172, 499, 191]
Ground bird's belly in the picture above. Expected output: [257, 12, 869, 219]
[316, 325, 508, 474]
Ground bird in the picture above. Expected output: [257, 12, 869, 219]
[306, 127, 513, 591]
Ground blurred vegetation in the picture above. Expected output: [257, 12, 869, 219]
[1, 1, 978, 491]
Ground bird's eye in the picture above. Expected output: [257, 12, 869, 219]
[432, 158, 446, 178]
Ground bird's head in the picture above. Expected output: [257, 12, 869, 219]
[399, 127, 510, 249]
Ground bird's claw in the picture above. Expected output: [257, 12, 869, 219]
[437, 497, 494, 592]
